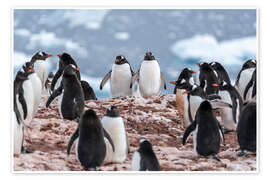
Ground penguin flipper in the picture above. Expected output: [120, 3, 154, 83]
[210, 99, 232, 109]
[130, 71, 139, 88]
[103, 128, 115, 152]
[217, 121, 225, 144]
[100, 70, 111, 90]
[18, 88, 27, 120]
[67, 127, 79, 156]
[243, 70, 255, 100]
[182, 120, 197, 145]
[160, 72, 166, 90]
[46, 83, 63, 108]
[51, 70, 62, 91]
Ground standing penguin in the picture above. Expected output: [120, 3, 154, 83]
[67, 109, 115, 171]
[46, 64, 84, 121]
[212, 82, 243, 133]
[209, 62, 231, 85]
[130, 52, 166, 98]
[30, 51, 52, 88]
[196, 62, 219, 95]
[182, 100, 225, 160]
[243, 68, 256, 101]
[170, 68, 196, 127]
[81, 80, 97, 100]
[236, 101, 256, 156]
[44, 72, 54, 95]
[131, 139, 160, 171]
[100, 55, 134, 97]
[101, 106, 129, 163]
[50, 53, 80, 91]
[235, 59, 256, 99]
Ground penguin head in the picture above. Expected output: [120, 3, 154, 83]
[242, 59, 256, 70]
[115, 55, 128, 65]
[58, 53, 78, 67]
[183, 85, 206, 98]
[81, 109, 100, 126]
[105, 106, 120, 117]
[144, 52, 155, 61]
[48, 72, 54, 78]
[21, 62, 35, 76]
[138, 139, 153, 153]
[209, 62, 223, 70]
[196, 100, 213, 119]
[63, 64, 78, 77]
[31, 51, 52, 61]
[170, 68, 196, 90]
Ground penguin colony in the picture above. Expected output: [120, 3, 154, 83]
[13, 51, 257, 171]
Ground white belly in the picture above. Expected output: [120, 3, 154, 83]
[131, 151, 141, 171]
[55, 76, 62, 90]
[110, 64, 132, 97]
[235, 68, 255, 98]
[58, 92, 63, 119]
[13, 112, 23, 156]
[139, 61, 161, 98]
[17, 80, 34, 126]
[29, 73, 42, 115]
[102, 116, 127, 163]
[196, 71, 200, 86]
[190, 96, 204, 120]
[34, 60, 47, 88]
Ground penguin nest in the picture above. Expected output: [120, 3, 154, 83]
[13, 95, 256, 171]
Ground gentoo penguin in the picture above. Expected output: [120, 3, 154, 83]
[170, 68, 196, 127]
[236, 101, 256, 156]
[17, 64, 35, 126]
[243, 68, 256, 101]
[44, 72, 54, 95]
[131, 139, 160, 171]
[30, 51, 52, 88]
[67, 109, 115, 171]
[235, 59, 256, 98]
[212, 82, 243, 133]
[100, 55, 134, 98]
[46, 64, 84, 121]
[196, 62, 219, 95]
[51, 53, 80, 91]
[182, 100, 225, 160]
[101, 106, 129, 163]
[209, 62, 231, 85]
[80, 80, 97, 100]
[130, 52, 166, 98]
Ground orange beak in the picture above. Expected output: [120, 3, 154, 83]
[196, 63, 200, 67]
[183, 91, 190, 95]
[170, 81, 177, 85]
[46, 54, 52, 58]
[192, 71, 196, 74]
[28, 69, 34, 73]
[115, 59, 119, 63]
[212, 83, 219, 87]
[76, 67, 80, 71]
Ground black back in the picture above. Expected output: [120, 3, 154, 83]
[173, 68, 195, 94]
[138, 139, 160, 171]
[80, 80, 97, 100]
[210, 62, 231, 84]
[30, 51, 52, 63]
[243, 69, 256, 100]
[235, 59, 256, 87]
[236, 101, 256, 152]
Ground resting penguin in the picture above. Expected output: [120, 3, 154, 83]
[67, 109, 115, 171]
[130, 52, 166, 98]
[81, 80, 97, 100]
[170, 68, 196, 127]
[100, 55, 134, 98]
[44, 72, 54, 95]
[235, 59, 256, 99]
[212, 82, 243, 133]
[131, 139, 160, 171]
[243, 68, 256, 101]
[51, 53, 80, 91]
[30, 51, 52, 88]
[209, 62, 231, 85]
[236, 101, 256, 156]
[101, 106, 129, 163]
[182, 100, 226, 161]
[46, 64, 84, 121]
[196, 62, 219, 95]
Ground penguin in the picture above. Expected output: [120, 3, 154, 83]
[212, 81, 243, 133]
[44, 72, 54, 95]
[81, 80, 97, 100]
[67, 109, 115, 171]
[235, 59, 256, 99]
[30, 51, 52, 88]
[51, 53, 80, 92]
[170, 68, 196, 128]
[243, 68, 256, 101]
[236, 101, 256, 156]
[130, 52, 166, 98]
[100, 55, 134, 98]
[131, 139, 160, 171]
[209, 62, 231, 85]
[101, 106, 129, 163]
[182, 100, 226, 160]
[196, 62, 219, 95]
[46, 64, 84, 121]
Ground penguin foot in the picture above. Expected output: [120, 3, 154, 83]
[14, 154, 20, 158]
[21, 146, 33, 154]
[222, 128, 234, 134]
[212, 155, 221, 162]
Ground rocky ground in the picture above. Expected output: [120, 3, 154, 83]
[13, 95, 257, 172]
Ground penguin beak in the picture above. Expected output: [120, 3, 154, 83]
[76, 68, 80, 71]
[46, 54, 52, 58]
[192, 71, 196, 74]
[28, 69, 34, 73]
[170, 81, 177, 85]
[115, 59, 119, 63]
[212, 83, 219, 87]
[183, 91, 190, 95]
[196, 63, 200, 67]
